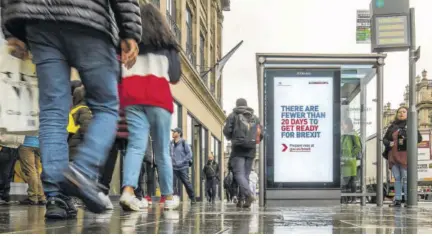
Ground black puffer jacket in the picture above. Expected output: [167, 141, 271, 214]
[1, 0, 142, 45]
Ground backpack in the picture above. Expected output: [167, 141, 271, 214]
[67, 105, 89, 134]
[350, 135, 363, 160]
[231, 113, 258, 149]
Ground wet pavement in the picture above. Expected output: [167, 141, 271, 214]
[1, 201, 432, 234]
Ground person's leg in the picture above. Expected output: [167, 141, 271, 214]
[231, 156, 253, 207]
[134, 162, 145, 200]
[121, 105, 150, 211]
[146, 162, 155, 197]
[25, 24, 72, 198]
[145, 106, 179, 209]
[66, 27, 119, 182]
[56, 24, 119, 214]
[401, 167, 407, 202]
[34, 149, 46, 203]
[245, 158, 254, 184]
[18, 146, 41, 204]
[173, 170, 180, 196]
[392, 165, 402, 204]
[349, 176, 356, 203]
[205, 179, 211, 202]
[211, 178, 217, 202]
[3, 152, 17, 202]
[177, 169, 195, 200]
[99, 141, 119, 195]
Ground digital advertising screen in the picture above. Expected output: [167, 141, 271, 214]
[273, 76, 334, 183]
[264, 69, 340, 189]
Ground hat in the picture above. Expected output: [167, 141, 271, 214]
[236, 98, 248, 107]
[171, 127, 182, 134]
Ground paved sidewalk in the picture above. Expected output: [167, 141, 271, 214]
[1, 201, 432, 234]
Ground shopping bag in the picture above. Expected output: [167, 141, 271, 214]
[0, 45, 39, 135]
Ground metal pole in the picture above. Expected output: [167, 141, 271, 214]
[376, 58, 385, 207]
[360, 79, 367, 206]
[407, 8, 418, 207]
[258, 61, 265, 207]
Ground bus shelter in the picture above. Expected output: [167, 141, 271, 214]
[256, 53, 387, 207]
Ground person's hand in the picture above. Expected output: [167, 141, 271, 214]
[120, 39, 139, 69]
[7, 38, 29, 59]
[390, 141, 395, 147]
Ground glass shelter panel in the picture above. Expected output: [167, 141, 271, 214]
[339, 67, 378, 201]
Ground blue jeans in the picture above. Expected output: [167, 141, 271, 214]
[392, 164, 407, 201]
[25, 22, 119, 196]
[123, 105, 173, 196]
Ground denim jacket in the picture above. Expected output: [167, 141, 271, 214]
[170, 138, 192, 170]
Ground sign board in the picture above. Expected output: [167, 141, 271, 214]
[417, 131, 432, 181]
[418, 161, 432, 181]
[370, 0, 411, 52]
[418, 131, 430, 161]
[274, 76, 334, 183]
[356, 10, 371, 44]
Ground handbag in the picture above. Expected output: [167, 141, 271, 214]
[0, 45, 39, 135]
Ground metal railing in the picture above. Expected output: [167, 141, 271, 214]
[165, 11, 181, 43]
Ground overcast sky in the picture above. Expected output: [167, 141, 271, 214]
[222, 0, 432, 121]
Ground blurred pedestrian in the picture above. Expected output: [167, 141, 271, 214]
[2, 0, 142, 219]
[118, 3, 181, 211]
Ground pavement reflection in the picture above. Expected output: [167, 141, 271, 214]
[1, 201, 432, 234]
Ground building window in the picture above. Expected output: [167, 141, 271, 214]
[199, 33, 206, 73]
[167, 0, 175, 16]
[187, 114, 193, 145]
[172, 102, 179, 130]
[217, 77, 222, 105]
[185, 7, 195, 66]
[211, 45, 216, 95]
[166, 0, 181, 42]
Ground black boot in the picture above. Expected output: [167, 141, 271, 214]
[45, 196, 78, 219]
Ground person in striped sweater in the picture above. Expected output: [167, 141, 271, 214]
[117, 3, 181, 211]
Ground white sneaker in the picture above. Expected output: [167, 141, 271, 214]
[98, 192, 114, 210]
[164, 196, 180, 210]
[139, 198, 149, 209]
[119, 192, 142, 211]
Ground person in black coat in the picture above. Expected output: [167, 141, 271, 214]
[202, 153, 220, 203]
[1, 0, 142, 219]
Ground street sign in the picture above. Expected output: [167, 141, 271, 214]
[356, 10, 371, 44]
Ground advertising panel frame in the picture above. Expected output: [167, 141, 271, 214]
[264, 69, 341, 189]
[256, 53, 387, 207]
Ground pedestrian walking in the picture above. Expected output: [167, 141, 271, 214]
[2, 0, 142, 219]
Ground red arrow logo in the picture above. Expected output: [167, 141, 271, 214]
[282, 144, 288, 152]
